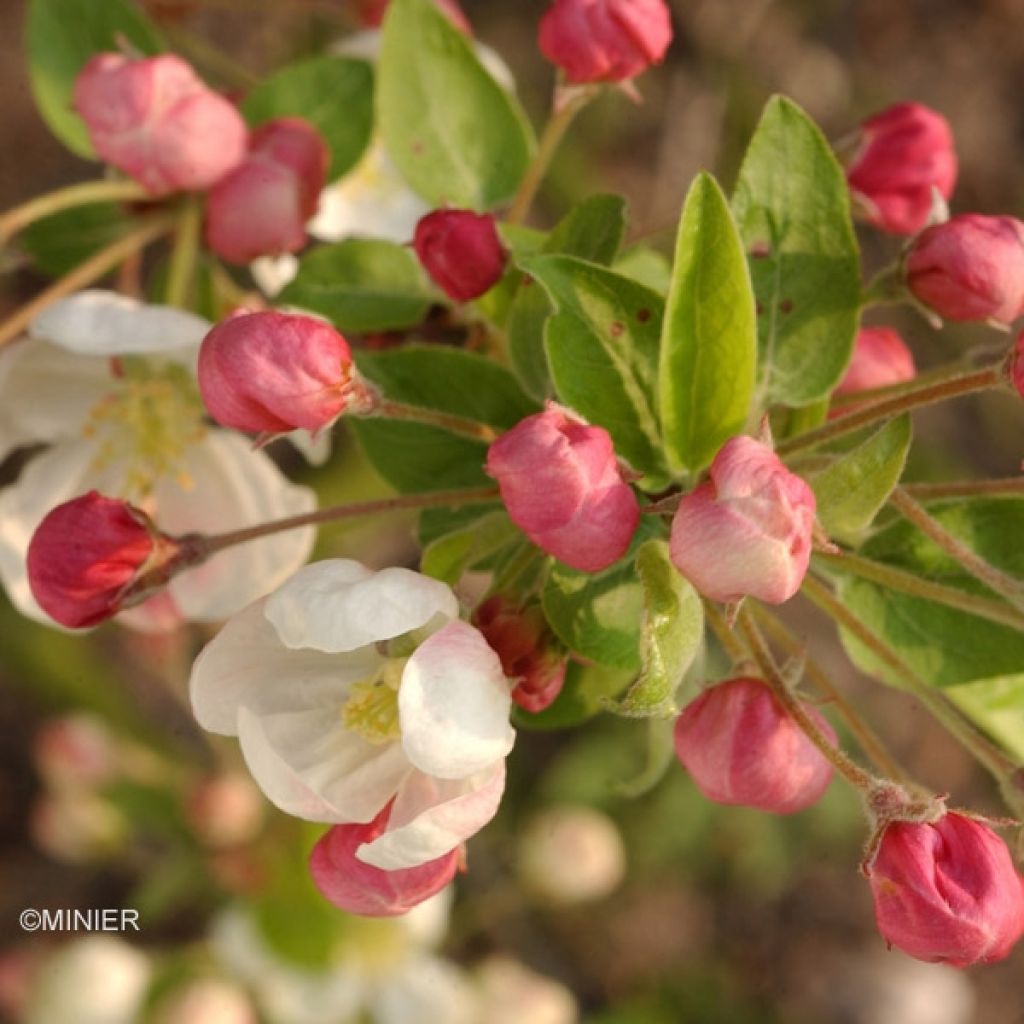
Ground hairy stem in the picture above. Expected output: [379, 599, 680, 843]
[368, 398, 500, 443]
[164, 198, 202, 310]
[901, 477, 1024, 500]
[702, 600, 751, 665]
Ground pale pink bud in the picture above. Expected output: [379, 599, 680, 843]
[27, 492, 176, 629]
[156, 980, 257, 1024]
[669, 436, 815, 604]
[355, 0, 472, 32]
[473, 596, 567, 713]
[309, 805, 459, 916]
[538, 0, 673, 85]
[197, 311, 355, 434]
[486, 407, 640, 573]
[834, 326, 916, 397]
[846, 102, 957, 236]
[905, 213, 1024, 326]
[30, 791, 124, 862]
[186, 774, 265, 848]
[33, 715, 118, 790]
[1011, 329, 1024, 399]
[868, 813, 1024, 966]
[412, 209, 507, 302]
[73, 53, 248, 196]
[673, 677, 836, 814]
[205, 118, 329, 265]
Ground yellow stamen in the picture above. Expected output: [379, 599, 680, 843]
[339, 659, 407, 744]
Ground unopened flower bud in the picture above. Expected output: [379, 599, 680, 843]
[156, 980, 257, 1024]
[834, 326, 916, 398]
[27, 492, 178, 629]
[33, 714, 118, 791]
[867, 812, 1024, 966]
[538, 0, 673, 85]
[476, 957, 579, 1024]
[845, 102, 957, 236]
[669, 436, 816, 604]
[73, 53, 247, 196]
[355, 0, 472, 32]
[309, 805, 460, 917]
[205, 118, 329, 265]
[186, 774, 265, 848]
[198, 311, 357, 435]
[412, 209, 507, 302]
[1010, 329, 1024, 399]
[30, 791, 125, 863]
[486, 406, 640, 572]
[518, 806, 626, 904]
[905, 214, 1024, 326]
[673, 677, 836, 814]
[473, 596, 567, 712]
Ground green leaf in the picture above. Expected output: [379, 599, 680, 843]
[515, 659, 634, 731]
[242, 56, 373, 180]
[377, 0, 534, 208]
[837, 498, 1024, 688]
[280, 239, 434, 333]
[420, 510, 518, 583]
[350, 345, 538, 492]
[660, 172, 757, 471]
[522, 255, 666, 480]
[614, 245, 672, 294]
[811, 415, 912, 541]
[508, 195, 628, 401]
[946, 675, 1024, 762]
[613, 540, 704, 717]
[732, 96, 861, 406]
[20, 203, 135, 277]
[27, 0, 163, 158]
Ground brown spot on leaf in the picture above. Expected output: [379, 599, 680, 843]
[610, 321, 625, 337]
[779, 299, 794, 314]
[636, 308, 651, 323]
[749, 241, 772, 259]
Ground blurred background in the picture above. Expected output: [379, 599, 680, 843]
[2, 1, 1024, 1021]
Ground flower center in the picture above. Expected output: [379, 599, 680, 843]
[82, 360, 207, 500]
[339, 658, 406, 744]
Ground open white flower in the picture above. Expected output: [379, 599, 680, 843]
[190, 559, 515, 870]
[0, 290, 315, 630]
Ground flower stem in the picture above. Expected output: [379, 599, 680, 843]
[901, 477, 1024, 500]
[0, 179, 151, 243]
[889, 487, 1024, 615]
[366, 398, 500, 443]
[505, 85, 600, 226]
[164, 197, 202, 310]
[0, 212, 177, 350]
[775, 365, 1003, 458]
[702, 599, 752, 665]
[813, 550, 1024, 631]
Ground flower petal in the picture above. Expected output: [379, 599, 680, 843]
[30, 290, 209, 358]
[265, 559, 459, 653]
[370, 954, 480, 1024]
[357, 761, 505, 870]
[399, 620, 514, 779]
[161, 430, 317, 622]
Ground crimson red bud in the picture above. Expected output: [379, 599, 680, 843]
[486, 406, 640, 573]
[538, 0, 673, 85]
[198, 311, 355, 435]
[846, 102, 957, 236]
[868, 813, 1024, 966]
[1010, 330, 1024, 400]
[73, 53, 248, 196]
[205, 118, 330, 265]
[412, 209, 507, 302]
[27, 492, 173, 629]
[673, 677, 836, 814]
[309, 805, 459, 916]
[833, 327, 916, 409]
[905, 213, 1024, 326]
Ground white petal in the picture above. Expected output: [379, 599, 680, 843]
[160, 430, 317, 622]
[189, 597, 375, 735]
[280, 428, 333, 467]
[237, 705, 412, 823]
[399, 621, 514, 779]
[371, 955, 479, 1024]
[30, 290, 209, 357]
[251, 253, 300, 298]
[0, 339, 113, 461]
[330, 28, 381, 63]
[397, 888, 453, 949]
[357, 761, 505, 870]
[265, 560, 459, 653]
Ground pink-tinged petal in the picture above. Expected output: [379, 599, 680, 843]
[265, 559, 459, 653]
[399, 621, 514, 780]
[835, 327, 916, 397]
[357, 761, 506, 870]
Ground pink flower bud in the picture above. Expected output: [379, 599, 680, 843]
[73, 53, 248, 196]
[33, 715, 118, 790]
[205, 118, 330, 265]
[473, 596, 567, 712]
[27, 492, 176, 629]
[309, 805, 460, 916]
[905, 214, 1024, 326]
[412, 209, 507, 302]
[673, 677, 836, 814]
[198, 311, 356, 435]
[868, 812, 1024, 966]
[832, 326, 916, 409]
[186, 774, 265, 848]
[355, 0, 472, 32]
[846, 102, 958, 236]
[538, 0, 673, 85]
[1010, 329, 1024, 399]
[485, 407, 640, 573]
[669, 436, 816, 604]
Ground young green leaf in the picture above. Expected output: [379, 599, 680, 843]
[660, 172, 757, 472]
[732, 96, 861, 406]
[27, 0, 163, 158]
[946, 675, 1024, 762]
[242, 57, 373, 180]
[420, 510, 518, 584]
[20, 203, 135, 277]
[377, 0, 534, 208]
